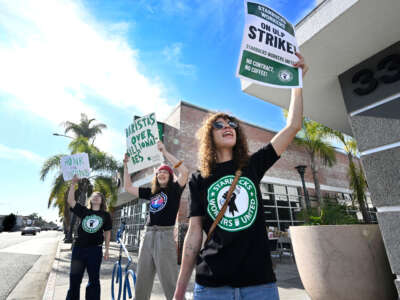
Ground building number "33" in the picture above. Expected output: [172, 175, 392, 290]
[352, 54, 400, 96]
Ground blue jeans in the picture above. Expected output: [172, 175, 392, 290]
[193, 282, 279, 300]
[66, 245, 103, 300]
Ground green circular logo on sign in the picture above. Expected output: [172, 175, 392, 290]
[278, 69, 293, 83]
[207, 175, 258, 232]
[82, 215, 103, 233]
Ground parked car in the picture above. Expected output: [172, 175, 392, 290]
[21, 227, 37, 235]
[32, 226, 41, 233]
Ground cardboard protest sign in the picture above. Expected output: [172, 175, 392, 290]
[61, 153, 90, 181]
[237, 0, 302, 88]
[125, 113, 163, 173]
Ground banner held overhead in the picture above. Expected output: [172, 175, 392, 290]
[125, 112, 163, 173]
[61, 153, 90, 181]
[237, 0, 302, 89]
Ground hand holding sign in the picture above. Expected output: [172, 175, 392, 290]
[71, 175, 79, 184]
[157, 141, 166, 154]
[293, 52, 308, 78]
[123, 153, 129, 165]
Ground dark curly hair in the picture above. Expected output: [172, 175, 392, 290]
[196, 112, 249, 178]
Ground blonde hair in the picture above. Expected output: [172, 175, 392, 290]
[87, 191, 107, 211]
[196, 112, 249, 178]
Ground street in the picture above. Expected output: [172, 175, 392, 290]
[0, 231, 61, 300]
[0, 231, 310, 300]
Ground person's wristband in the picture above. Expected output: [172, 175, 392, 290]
[173, 160, 183, 168]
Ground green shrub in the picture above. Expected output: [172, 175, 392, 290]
[299, 203, 358, 225]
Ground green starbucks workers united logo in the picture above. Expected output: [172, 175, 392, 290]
[207, 175, 258, 232]
[82, 215, 103, 233]
[278, 69, 293, 83]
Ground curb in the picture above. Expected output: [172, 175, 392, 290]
[42, 238, 62, 300]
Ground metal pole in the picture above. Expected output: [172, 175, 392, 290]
[295, 165, 311, 210]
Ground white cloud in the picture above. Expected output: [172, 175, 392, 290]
[142, 0, 190, 15]
[95, 128, 126, 160]
[162, 43, 196, 77]
[0, 144, 44, 164]
[0, 0, 175, 155]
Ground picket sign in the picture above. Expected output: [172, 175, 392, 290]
[237, 0, 302, 89]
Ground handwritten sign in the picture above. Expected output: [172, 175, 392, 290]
[237, 0, 302, 88]
[125, 113, 162, 173]
[60, 153, 90, 181]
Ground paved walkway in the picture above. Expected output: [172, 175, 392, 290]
[45, 241, 310, 300]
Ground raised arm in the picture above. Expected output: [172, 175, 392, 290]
[271, 53, 308, 156]
[67, 175, 79, 208]
[123, 154, 139, 197]
[157, 141, 189, 187]
[174, 216, 203, 300]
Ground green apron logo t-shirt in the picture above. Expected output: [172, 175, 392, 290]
[207, 175, 258, 232]
[82, 215, 103, 233]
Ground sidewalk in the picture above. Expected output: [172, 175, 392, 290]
[45, 241, 310, 300]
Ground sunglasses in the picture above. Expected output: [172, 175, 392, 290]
[212, 120, 238, 130]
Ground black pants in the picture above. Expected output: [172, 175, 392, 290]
[66, 245, 102, 300]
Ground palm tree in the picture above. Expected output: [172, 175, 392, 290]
[41, 118, 120, 241]
[41, 138, 120, 209]
[63, 113, 107, 144]
[326, 130, 371, 224]
[294, 118, 337, 207]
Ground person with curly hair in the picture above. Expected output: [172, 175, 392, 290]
[123, 141, 189, 300]
[174, 53, 308, 300]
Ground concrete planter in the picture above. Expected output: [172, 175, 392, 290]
[290, 225, 397, 300]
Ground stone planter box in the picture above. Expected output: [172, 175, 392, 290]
[290, 225, 397, 300]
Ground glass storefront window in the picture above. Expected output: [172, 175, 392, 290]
[263, 183, 305, 232]
[264, 207, 277, 220]
[278, 207, 291, 220]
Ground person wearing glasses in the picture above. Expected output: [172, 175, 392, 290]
[174, 53, 308, 300]
[123, 141, 189, 300]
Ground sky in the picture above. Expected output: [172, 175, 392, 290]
[0, 0, 316, 224]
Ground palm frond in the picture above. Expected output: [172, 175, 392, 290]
[43, 113, 115, 217]
[94, 176, 118, 209]
[40, 154, 64, 181]
[68, 137, 93, 154]
[90, 151, 121, 173]
[48, 174, 68, 208]
[64, 114, 107, 141]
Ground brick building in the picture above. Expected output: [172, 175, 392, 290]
[113, 101, 374, 252]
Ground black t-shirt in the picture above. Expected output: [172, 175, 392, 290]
[139, 181, 185, 226]
[189, 143, 280, 287]
[71, 203, 112, 247]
